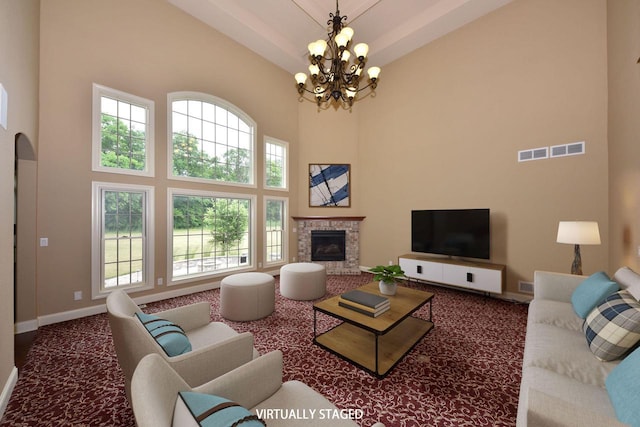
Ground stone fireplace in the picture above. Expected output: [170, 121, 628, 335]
[293, 216, 365, 275]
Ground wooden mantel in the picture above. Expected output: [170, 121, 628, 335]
[292, 216, 366, 221]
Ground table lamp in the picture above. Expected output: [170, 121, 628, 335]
[556, 221, 601, 275]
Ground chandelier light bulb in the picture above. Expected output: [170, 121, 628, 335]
[345, 87, 357, 99]
[341, 50, 351, 62]
[340, 27, 354, 42]
[353, 43, 369, 59]
[311, 39, 327, 57]
[307, 41, 317, 55]
[367, 66, 381, 80]
[295, 72, 308, 85]
[335, 33, 349, 49]
[308, 64, 319, 76]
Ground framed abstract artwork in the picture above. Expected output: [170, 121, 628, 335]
[309, 164, 350, 207]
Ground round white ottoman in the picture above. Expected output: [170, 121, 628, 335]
[220, 272, 275, 321]
[279, 262, 326, 300]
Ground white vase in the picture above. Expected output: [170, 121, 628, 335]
[379, 280, 397, 296]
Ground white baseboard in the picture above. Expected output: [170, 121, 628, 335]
[14, 279, 236, 333]
[14, 319, 39, 334]
[0, 366, 18, 420]
[500, 291, 532, 304]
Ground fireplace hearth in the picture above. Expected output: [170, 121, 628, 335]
[311, 230, 346, 261]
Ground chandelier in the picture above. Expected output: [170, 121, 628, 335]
[294, 1, 380, 108]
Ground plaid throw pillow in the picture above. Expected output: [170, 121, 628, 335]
[583, 290, 640, 361]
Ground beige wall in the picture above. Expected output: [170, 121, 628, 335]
[33, 0, 298, 317]
[12, 0, 640, 325]
[0, 0, 39, 410]
[608, 0, 640, 271]
[297, 0, 610, 294]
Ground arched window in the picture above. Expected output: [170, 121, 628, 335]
[168, 92, 256, 186]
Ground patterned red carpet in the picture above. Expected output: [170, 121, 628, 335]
[1, 274, 527, 427]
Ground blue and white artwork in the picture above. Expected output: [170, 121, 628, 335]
[309, 164, 350, 207]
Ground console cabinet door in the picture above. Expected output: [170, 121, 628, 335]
[442, 264, 502, 293]
[399, 258, 443, 282]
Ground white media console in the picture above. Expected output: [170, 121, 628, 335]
[398, 254, 505, 295]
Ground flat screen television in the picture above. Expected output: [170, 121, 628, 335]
[411, 209, 490, 260]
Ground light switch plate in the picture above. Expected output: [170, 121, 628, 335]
[0, 83, 7, 130]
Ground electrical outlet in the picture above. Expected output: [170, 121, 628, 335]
[258, 262, 262, 268]
[157, 278, 163, 285]
[40, 237, 49, 247]
[74, 291, 82, 301]
[388, 260, 393, 265]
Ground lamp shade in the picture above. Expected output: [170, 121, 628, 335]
[557, 221, 601, 245]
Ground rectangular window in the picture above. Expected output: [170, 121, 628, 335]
[92, 84, 154, 177]
[170, 189, 255, 283]
[264, 197, 287, 265]
[92, 182, 154, 298]
[264, 137, 288, 190]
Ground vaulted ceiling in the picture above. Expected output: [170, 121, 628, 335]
[169, 0, 513, 75]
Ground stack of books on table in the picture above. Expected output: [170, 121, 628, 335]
[339, 290, 390, 317]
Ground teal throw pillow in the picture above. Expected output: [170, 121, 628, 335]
[135, 312, 192, 357]
[606, 347, 640, 427]
[176, 392, 265, 427]
[571, 271, 619, 319]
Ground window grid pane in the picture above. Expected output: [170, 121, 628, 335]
[265, 140, 286, 189]
[171, 98, 254, 184]
[172, 194, 251, 280]
[266, 199, 284, 263]
[100, 96, 148, 172]
[102, 190, 146, 289]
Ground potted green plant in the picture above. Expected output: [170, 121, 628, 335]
[369, 264, 405, 296]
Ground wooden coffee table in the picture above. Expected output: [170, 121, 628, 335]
[313, 281, 434, 378]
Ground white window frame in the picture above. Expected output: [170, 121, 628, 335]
[167, 188, 257, 285]
[264, 136, 289, 191]
[92, 84, 155, 177]
[167, 92, 256, 188]
[263, 196, 288, 267]
[91, 182, 155, 299]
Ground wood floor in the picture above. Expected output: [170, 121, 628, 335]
[14, 331, 36, 370]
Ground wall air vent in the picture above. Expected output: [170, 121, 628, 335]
[518, 280, 534, 294]
[518, 147, 548, 162]
[550, 141, 585, 158]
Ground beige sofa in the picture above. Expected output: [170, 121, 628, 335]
[516, 268, 640, 427]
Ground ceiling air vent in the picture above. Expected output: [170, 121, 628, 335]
[518, 147, 548, 162]
[550, 141, 585, 158]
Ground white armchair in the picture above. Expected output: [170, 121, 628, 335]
[106, 289, 258, 400]
[132, 351, 386, 427]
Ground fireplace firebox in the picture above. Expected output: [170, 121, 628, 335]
[311, 230, 346, 261]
